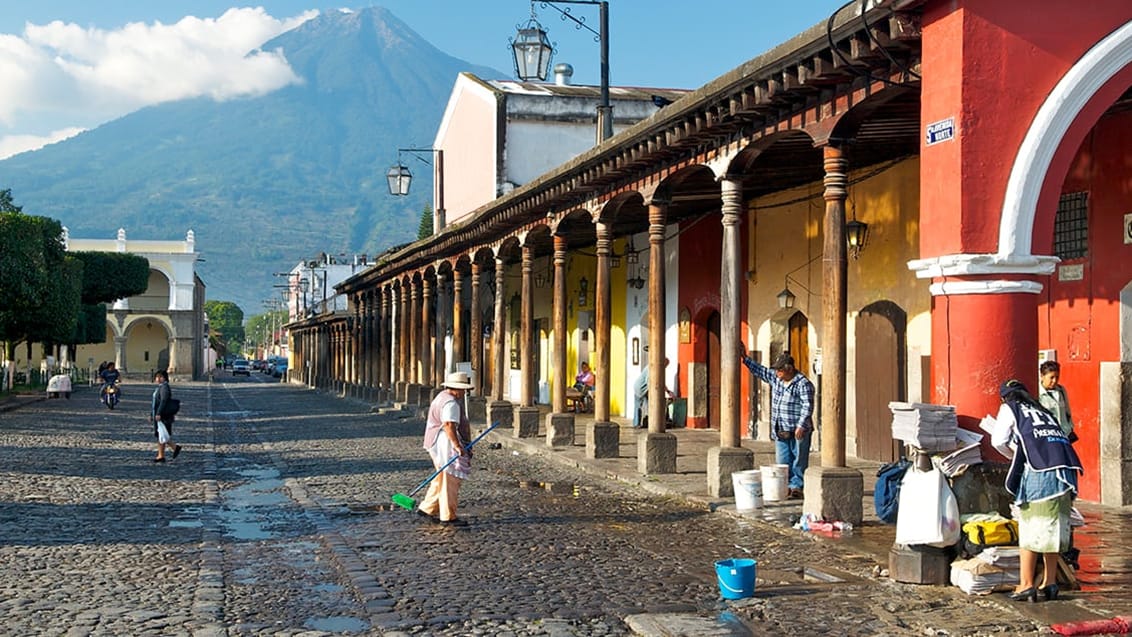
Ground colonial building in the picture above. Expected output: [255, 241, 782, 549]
[68, 228, 207, 381]
[288, 0, 1132, 518]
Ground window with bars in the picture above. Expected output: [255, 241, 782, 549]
[1053, 191, 1088, 260]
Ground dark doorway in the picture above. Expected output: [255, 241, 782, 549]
[707, 311, 721, 429]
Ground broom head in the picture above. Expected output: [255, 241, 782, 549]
[391, 492, 416, 511]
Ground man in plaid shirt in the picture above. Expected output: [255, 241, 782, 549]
[741, 352, 815, 499]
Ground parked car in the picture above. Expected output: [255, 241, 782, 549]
[232, 359, 251, 376]
[272, 361, 288, 379]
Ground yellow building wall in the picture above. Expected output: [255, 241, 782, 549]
[746, 157, 931, 445]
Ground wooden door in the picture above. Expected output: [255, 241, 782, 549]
[707, 311, 721, 429]
[855, 302, 906, 462]
[788, 312, 809, 377]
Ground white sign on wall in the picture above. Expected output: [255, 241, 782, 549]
[925, 117, 956, 146]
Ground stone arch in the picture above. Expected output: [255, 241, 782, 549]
[1002, 19, 1132, 260]
[688, 304, 722, 430]
[132, 269, 172, 312]
[123, 316, 172, 374]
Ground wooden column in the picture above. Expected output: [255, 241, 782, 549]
[520, 244, 534, 406]
[647, 201, 668, 433]
[594, 221, 613, 423]
[453, 267, 465, 367]
[434, 272, 447, 383]
[470, 262, 484, 395]
[409, 278, 419, 384]
[493, 256, 507, 401]
[402, 285, 412, 389]
[368, 290, 378, 394]
[719, 177, 744, 448]
[379, 285, 391, 394]
[552, 236, 568, 413]
[821, 143, 848, 468]
[421, 274, 434, 388]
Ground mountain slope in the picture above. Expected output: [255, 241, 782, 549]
[0, 7, 504, 313]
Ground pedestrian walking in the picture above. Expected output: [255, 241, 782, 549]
[418, 371, 475, 526]
[740, 351, 814, 499]
[633, 358, 673, 429]
[151, 370, 182, 463]
[1037, 360, 1076, 442]
[992, 379, 1083, 603]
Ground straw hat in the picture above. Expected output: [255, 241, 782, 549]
[442, 371, 474, 390]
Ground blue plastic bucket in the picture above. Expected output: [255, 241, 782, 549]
[715, 558, 757, 599]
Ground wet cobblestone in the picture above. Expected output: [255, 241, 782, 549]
[1, 378, 1128, 635]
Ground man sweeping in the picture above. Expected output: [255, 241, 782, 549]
[418, 371, 475, 526]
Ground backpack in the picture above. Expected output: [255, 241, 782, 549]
[162, 398, 181, 417]
[873, 458, 911, 524]
[961, 517, 1018, 557]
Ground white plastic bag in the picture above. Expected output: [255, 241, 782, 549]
[895, 465, 960, 548]
[156, 421, 171, 444]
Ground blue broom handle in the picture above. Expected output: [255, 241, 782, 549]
[407, 421, 498, 497]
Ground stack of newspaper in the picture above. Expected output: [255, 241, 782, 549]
[950, 547, 1021, 594]
[889, 402, 959, 451]
[939, 428, 984, 476]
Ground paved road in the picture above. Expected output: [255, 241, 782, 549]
[0, 376, 1091, 635]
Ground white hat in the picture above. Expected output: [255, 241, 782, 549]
[442, 371, 474, 390]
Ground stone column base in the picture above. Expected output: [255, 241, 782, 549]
[546, 413, 575, 447]
[406, 383, 421, 405]
[638, 432, 677, 474]
[514, 406, 541, 438]
[802, 466, 864, 525]
[419, 386, 437, 407]
[488, 400, 514, 429]
[707, 446, 755, 498]
[467, 396, 488, 424]
[396, 381, 407, 402]
[586, 421, 619, 459]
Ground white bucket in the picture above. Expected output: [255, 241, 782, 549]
[761, 464, 790, 502]
[731, 469, 763, 510]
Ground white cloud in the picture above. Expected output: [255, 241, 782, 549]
[0, 127, 85, 160]
[0, 7, 316, 156]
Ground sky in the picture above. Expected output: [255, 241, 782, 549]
[0, 1, 851, 160]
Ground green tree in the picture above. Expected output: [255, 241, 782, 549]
[66, 251, 151, 347]
[71, 251, 150, 305]
[25, 256, 83, 347]
[417, 204, 433, 240]
[204, 300, 245, 351]
[0, 212, 67, 360]
[246, 309, 287, 357]
[0, 188, 22, 213]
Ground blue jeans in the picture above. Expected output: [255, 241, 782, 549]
[774, 432, 811, 490]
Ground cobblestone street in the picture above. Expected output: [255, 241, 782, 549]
[0, 377, 1127, 636]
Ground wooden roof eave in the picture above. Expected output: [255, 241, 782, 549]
[347, 0, 919, 288]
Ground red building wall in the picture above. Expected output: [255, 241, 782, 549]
[918, 0, 1132, 436]
[1041, 109, 1132, 501]
[676, 212, 752, 432]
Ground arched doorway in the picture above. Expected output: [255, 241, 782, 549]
[787, 312, 810, 377]
[706, 311, 721, 429]
[855, 301, 907, 462]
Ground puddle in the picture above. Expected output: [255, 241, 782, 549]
[303, 616, 369, 632]
[168, 519, 202, 528]
[218, 464, 288, 540]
